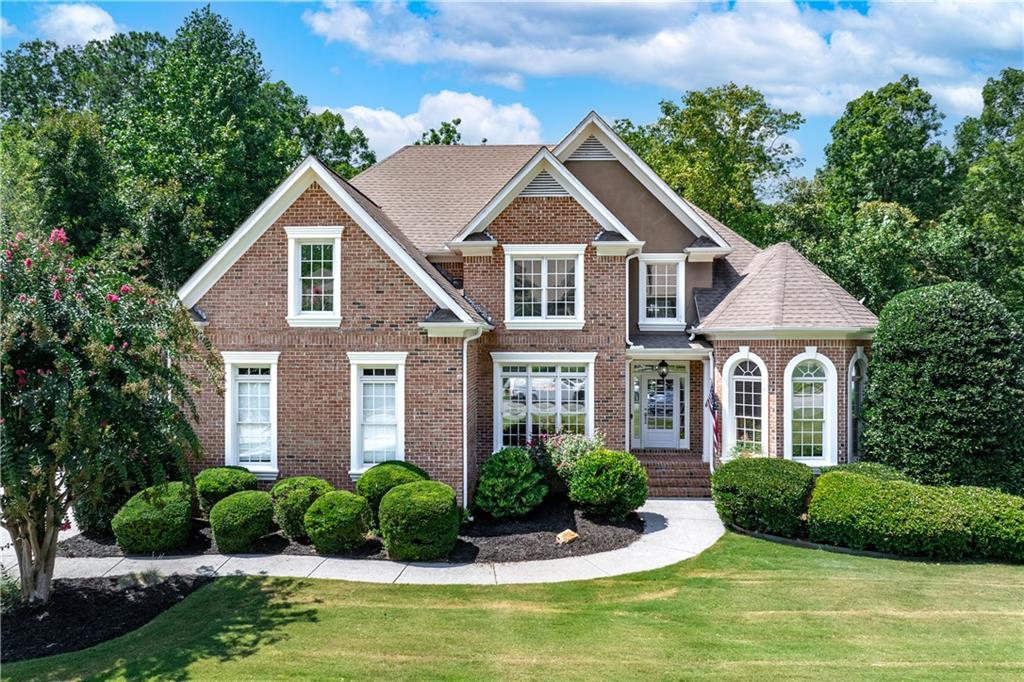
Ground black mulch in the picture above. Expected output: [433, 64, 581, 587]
[58, 497, 642, 564]
[1, 574, 214, 663]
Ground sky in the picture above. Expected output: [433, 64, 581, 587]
[2, 1, 1021, 176]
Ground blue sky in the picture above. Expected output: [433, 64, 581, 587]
[2, 1, 1021, 176]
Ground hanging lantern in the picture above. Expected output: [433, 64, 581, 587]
[657, 359, 669, 378]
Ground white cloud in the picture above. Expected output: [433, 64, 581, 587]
[1, 17, 16, 38]
[36, 3, 119, 46]
[303, 1, 1020, 117]
[317, 90, 543, 158]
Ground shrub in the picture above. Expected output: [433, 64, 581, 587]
[379, 481, 460, 561]
[546, 433, 604, 484]
[568, 449, 648, 520]
[862, 282, 1024, 493]
[303, 491, 371, 554]
[195, 466, 258, 514]
[111, 482, 193, 554]
[209, 490, 275, 553]
[474, 447, 548, 519]
[74, 486, 139, 536]
[808, 471, 1024, 561]
[711, 458, 814, 538]
[271, 476, 334, 540]
[355, 461, 429, 525]
[820, 461, 912, 482]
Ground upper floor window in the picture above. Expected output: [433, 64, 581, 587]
[504, 245, 585, 330]
[639, 255, 684, 331]
[286, 226, 343, 327]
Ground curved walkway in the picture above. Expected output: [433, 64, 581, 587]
[6, 500, 724, 586]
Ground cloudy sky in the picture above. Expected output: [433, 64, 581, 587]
[2, 1, 1021, 173]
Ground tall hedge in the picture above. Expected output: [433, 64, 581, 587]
[862, 282, 1024, 493]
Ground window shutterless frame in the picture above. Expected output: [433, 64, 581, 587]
[347, 352, 407, 479]
[783, 346, 839, 466]
[638, 254, 685, 331]
[222, 351, 280, 480]
[503, 245, 586, 330]
[286, 226, 343, 327]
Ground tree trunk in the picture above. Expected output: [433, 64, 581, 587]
[6, 505, 61, 603]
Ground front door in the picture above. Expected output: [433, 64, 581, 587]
[641, 372, 679, 448]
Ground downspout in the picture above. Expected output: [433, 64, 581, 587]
[462, 326, 485, 508]
[624, 252, 640, 451]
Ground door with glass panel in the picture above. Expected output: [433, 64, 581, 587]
[640, 371, 680, 448]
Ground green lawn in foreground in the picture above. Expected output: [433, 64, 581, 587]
[5, 533, 1023, 681]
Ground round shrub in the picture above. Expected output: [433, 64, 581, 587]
[821, 461, 912, 482]
[808, 471, 1024, 561]
[568, 449, 648, 520]
[475, 447, 548, 519]
[303, 491, 371, 554]
[379, 481, 460, 561]
[862, 282, 1024, 493]
[546, 433, 604, 486]
[271, 476, 334, 540]
[711, 458, 814, 538]
[111, 482, 193, 554]
[355, 461, 429, 525]
[209, 490, 275, 553]
[195, 466, 258, 514]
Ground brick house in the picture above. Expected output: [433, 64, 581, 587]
[178, 112, 877, 504]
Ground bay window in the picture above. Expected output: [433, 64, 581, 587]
[504, 245, 585, 329]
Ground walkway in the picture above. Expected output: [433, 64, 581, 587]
[2, 500, 724, 586]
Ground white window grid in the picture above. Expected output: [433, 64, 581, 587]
[511, 257, 577, 319]
[732, 360, 763, 448]
[791, 360, 826, 458]
[300, 242, 334, 312]
[360, 367, 399, 465]
[500, 364, 588, 447]
[644, 262, 678, 319]
[235, 367, 272, 464]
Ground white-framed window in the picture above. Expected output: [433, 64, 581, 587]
[504, 245, 585, 330]
[348, 352, 407, 477]
[222, 351, 280, 479]
[638, 255, 685, 331]
[492, 352, 596, 450]
[848, 347, 868, 462]
[784, 347, 838, 466]
[286, 226, 343, 327]
[721, 348, 769, 458]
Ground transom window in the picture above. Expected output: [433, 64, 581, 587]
[348, 352, 407, 476]
[732, 360, 763, 451]
[300, 243, 334, 312]
[496, 359, 593, 448]
[504, 246, 585, 330]
[790, 361, 825, 458]
[286, 226, 343, 327]
[638, 256, 685, 330]
[223, 351, 279, 478]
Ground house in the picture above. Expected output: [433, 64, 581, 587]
[178, 112, 877, 504]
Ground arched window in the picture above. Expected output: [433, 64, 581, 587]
[721, 349, 769, 458]
[848, 349, 868, 462]
[784, 348, 838, 465]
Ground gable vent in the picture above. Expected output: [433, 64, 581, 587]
[568, 134, 615, 161]
[520, 169, 569, 197]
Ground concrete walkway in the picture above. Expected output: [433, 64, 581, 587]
[1, 500, 724, 586]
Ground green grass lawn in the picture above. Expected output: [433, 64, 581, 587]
[5, 533, 1023, 681]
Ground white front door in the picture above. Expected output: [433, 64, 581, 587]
[641, 372, 680, 448]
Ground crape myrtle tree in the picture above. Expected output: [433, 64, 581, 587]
[0, 229, 218, 602]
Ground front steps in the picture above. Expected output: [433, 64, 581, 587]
[633, 450, 712, 498]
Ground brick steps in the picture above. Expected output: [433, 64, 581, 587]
[633, 451, 712, 498]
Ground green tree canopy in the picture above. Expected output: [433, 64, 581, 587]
[416, 118, 463, 145]
[300, 109, 376, 178]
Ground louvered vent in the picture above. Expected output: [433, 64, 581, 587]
[568, 134, 615, 160]
[520, 169, 569, 197]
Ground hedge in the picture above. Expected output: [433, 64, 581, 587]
[355, 461, 429, 525]
[808, 471, 1024, 561]
[711, 458, 814, 538]
[271, 476, 334, 540]
[111, 482, 193, 554]
[379, 480, 460, 561]
[568, 449, 648, 520]
[304, 491, 371, 554]
[474, 447, 548, 519]
[195, 466, 258, 513]
[820, 461, 912, 482]
[209, 490, 275, 553]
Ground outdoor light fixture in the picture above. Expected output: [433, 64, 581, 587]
[657, 360, 669, 378]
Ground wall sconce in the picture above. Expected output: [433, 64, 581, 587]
[657, 360, 669, 378]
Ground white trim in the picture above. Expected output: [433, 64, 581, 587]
[417, 321, 489, 338]
[490, 352, 597, 452]
[684, 247, 731, 262]
[721, 347, 769, 459]
[446, 240, 497, 257]
[286, 225, 343, 328]
[702, 327, 875, 340]
[504, 245, 586, 330]
[783, 346, 839, 467]
[703, 355, 713, 466]
[625, 347, 712, 361]
[178, 156, 473, 324]
[222, 351, 280, 480]
[631, 365, 690, 450]
[554, 112, 730, 249]
[847, 346, 869, 463]
[638, 254, 686, 331]
[593, 240, 644, 257]
[452, 148, 640, 244]
[347, 352, 408, 478]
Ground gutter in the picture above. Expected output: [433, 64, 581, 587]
[462, 326, 485, 507]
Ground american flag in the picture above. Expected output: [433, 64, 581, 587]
[706, 391, 721, 458]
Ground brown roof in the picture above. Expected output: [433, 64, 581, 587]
[351, 144, 543, 252]
[696, 243, 878, 331]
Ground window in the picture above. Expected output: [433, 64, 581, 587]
[286, 226, 343, 327]
[848, 349, 868, 462]
[639, 255, 685, 330]
[223, 351, 279, 479]
[784, 347, 838, 465]
[732, 360, 763, 451]
[492, 353, 595, 449]
[504, 245, 585, 329]
[348, 352, 406, 476]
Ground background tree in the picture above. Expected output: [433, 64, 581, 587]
[416, 117, 462, 145]
[615, 83, 804, 244]
[300, 109, 376, 178]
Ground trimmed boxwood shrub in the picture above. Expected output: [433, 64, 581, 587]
[820, 461, 912, 482]
[808, 472, 1024, 561]
[111, 482, 193, 554]
[209, 490, 275, 553]
[862, 282, 1024, 493]
[271, 476, 334, 540]
[475, 447, 548, 519]
[195, 466, 258, 514]
[379, 481, 460, 561]
[711, 458, 814, 538]
[568, 449, 648, 520]
[355, 461, 429, 525]
[303, 491, 371, 554]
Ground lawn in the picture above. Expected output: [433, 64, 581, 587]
[5, 533, 1023, 681]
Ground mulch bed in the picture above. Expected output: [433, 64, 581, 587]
[58, 497, 642, 564]
[1, 574, 214, 663]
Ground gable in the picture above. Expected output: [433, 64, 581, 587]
[567, 134, 616, 161]
[520, 169, 570, 197]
